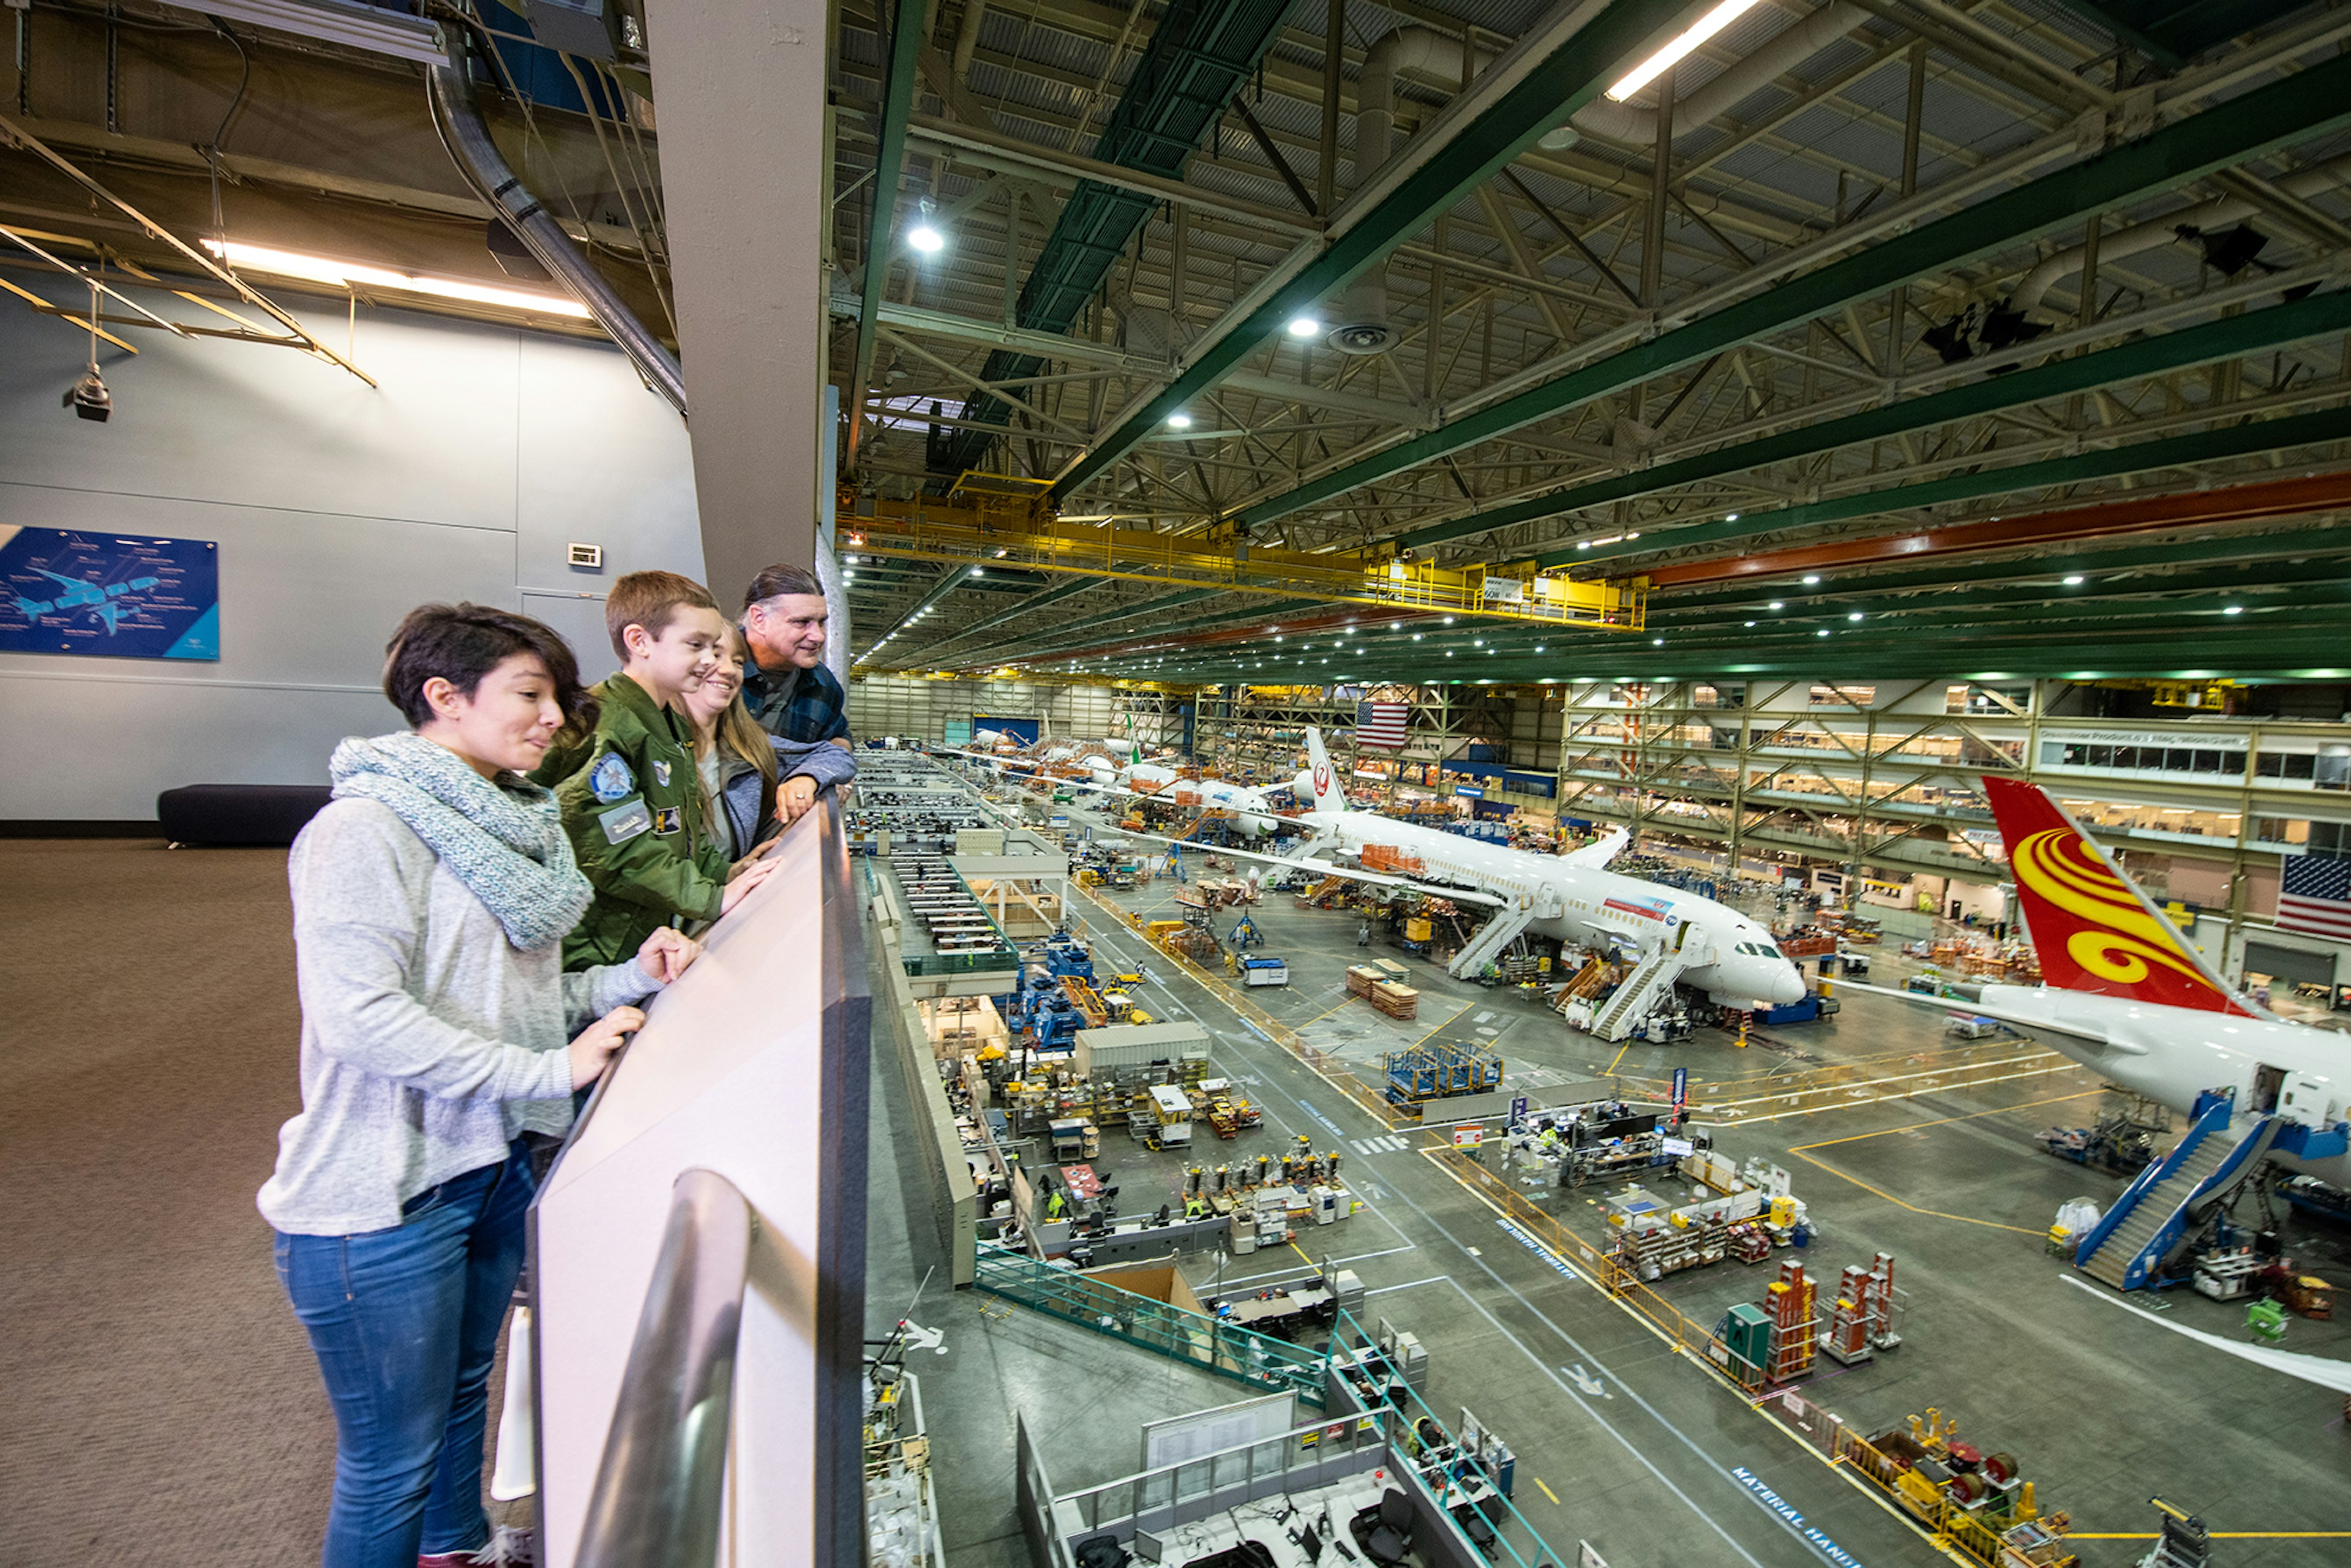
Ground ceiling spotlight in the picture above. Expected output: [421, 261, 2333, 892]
[1287, 314, 1321, 338]
[1166, 411, 1193, 429]
[1768, 601, 1784, 610]
[1921, 311, 1974, 366]
[1978, 304, 2052, 354]
[970, 566, 984, 576]
[1652, 637, 1665, 646]
[1802, 575, 1821, 585]
[1847, 611, 1864, 622]
[1443, 616, 1455, 624]
[906, 198, 946, 255]
[2063, 574, 2085, 586]
[1817, 628, 1831, 637]
[62, 365, 111, 422]
[1726, 512, 1739, 522]
[2178, 222, 2273, 278]
[1412, 633, 1422, 640]
[2223, 605, 2244, 615]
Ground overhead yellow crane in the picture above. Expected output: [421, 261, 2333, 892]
[842, 473, 1647, 631]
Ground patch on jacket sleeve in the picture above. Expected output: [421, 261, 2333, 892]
[588, 752, 636, 803]
[598, 799, 653, 844]
[651, 757, 673, 788]
[650, 805, 682, 836]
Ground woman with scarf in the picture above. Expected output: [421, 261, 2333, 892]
[260, 604, 702, 1568]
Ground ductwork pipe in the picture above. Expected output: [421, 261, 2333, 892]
[428, 22, 688, 415]
[816, 535, 850, 681]
[2010, 149, 2351, 314]
[1350, 4, 1870, 167]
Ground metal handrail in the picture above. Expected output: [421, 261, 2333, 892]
[574, 1168, 756, 1568]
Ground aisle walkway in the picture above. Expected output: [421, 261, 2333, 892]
[0, 838, 338, 1562]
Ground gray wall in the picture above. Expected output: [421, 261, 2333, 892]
[0, 281, 701, 820]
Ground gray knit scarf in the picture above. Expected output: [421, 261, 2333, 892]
[329, 732, 594, 952]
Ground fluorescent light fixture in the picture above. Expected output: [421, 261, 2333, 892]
[203, 239, 588, 317]
[1608, 0, 1764, 102]
[1288, 314, 1321, 337]
[2224, 605, 2243, 615]
[1167, 412, 1193, 429]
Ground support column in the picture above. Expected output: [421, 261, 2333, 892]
[644, 0, 831, 599]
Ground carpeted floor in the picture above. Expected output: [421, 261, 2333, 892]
[0, 838, 522, 1566]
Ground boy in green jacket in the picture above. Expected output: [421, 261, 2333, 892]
[536, 571, 778, 967]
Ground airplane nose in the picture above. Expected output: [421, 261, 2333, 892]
[1772, 964, 1807, 1005]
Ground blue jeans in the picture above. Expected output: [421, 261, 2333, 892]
[275, 1142, 536, 1567]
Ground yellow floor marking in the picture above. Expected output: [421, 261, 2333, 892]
[1782, 1090, 2105, 1234]
[2072, 1534, 2351, 1541]
[1290, 1240, 1317, 1267]
[1534, 1478, 1561, 1507]
[1605, 1043, 1633, 1076]
[1423, 1145, 1984, 1568]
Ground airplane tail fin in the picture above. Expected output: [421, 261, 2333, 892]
[1980, 775, 2255, 1016]
[1302, 727, 1341, 812]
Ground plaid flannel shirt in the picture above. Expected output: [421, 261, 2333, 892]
[741, 655, 852, 745]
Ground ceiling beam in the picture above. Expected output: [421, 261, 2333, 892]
[1233, 49, 2351, 530]
[1044, 0, 1692, 501]
[1534, 405, 2351, 571]
[1397, 287, 2351, 551]
[844, 0, 930, 477]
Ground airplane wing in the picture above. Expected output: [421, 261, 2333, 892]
[1128, 831, 1506, 907]
[1560, 828, 1629, 869]
[1833, 978, 2143, 1052]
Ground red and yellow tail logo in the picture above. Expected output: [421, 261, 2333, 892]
[1981, 776, 2254, 1016]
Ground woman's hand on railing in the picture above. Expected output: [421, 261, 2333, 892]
[569, 1005, 647, 1089]
[636, 927, 703, 985]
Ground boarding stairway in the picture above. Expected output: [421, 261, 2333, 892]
[1588, 953, 1685, 1042]
[1447, 905, 1537, 980]
[2073, 1095, 2283, 1291]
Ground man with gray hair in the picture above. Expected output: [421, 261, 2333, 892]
[739, 562, 856, 823]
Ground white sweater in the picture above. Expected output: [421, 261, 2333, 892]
[258, 798, 659, 1236]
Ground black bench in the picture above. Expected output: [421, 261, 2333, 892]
[157, 784, 333, 847]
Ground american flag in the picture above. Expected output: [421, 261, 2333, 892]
[1355, 699, 1409, 749]
[2278, 855, 2351, 941]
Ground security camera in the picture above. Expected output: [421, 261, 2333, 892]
[63, 369, 111, 422]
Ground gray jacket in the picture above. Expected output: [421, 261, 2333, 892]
[258, 798, 661, 1235]
[711, 738, 858, 858]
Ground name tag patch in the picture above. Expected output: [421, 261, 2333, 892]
[598, 799, 652, 845]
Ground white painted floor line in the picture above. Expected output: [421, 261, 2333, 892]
[1365, 1275, 1452, 1296]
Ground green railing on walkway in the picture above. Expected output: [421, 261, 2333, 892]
[973, 1244, 1328, 1408]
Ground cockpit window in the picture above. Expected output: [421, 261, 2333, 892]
[1758, 945, 1782, 961]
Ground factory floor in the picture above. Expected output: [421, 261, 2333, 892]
[871, 812, 2351, 1568]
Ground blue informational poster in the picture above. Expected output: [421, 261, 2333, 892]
[0, 527, 220, 660]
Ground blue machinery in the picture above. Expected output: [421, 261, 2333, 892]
[1382, 1039, 1504, 1108]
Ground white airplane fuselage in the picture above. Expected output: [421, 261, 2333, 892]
[1294, 808, 1805, 1007]
[1974, 985, 2351, 1184]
